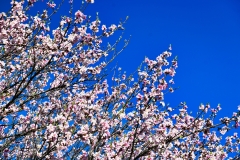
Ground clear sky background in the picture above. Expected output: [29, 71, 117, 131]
[1, 0, 240, 123]
[86, 0, 240, 119]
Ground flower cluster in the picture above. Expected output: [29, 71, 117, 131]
[0, 0, 239, 159]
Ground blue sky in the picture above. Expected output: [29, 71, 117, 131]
[85, 0, 240, 118]
[1, 0, 240, 121]
[86, 0, 240, 119]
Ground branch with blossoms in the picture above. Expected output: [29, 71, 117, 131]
[0, 0, 239, 159]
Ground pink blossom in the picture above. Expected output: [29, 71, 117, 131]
[86, 0, 94, 3]
[47, 2, 56, 8]
[109, 24, 117, 31]
[75, 10, 86, 23]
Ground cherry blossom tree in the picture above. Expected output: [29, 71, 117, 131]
[0, 0, 239, 159]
